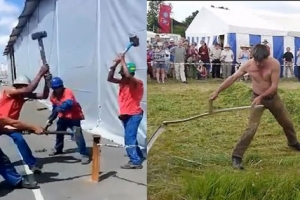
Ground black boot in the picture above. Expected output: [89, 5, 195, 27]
[29, 165, 42, 174]
[288, 142, 300, 151]
[232, 156, 244, 170]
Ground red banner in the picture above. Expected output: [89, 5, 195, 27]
[158, 4, 171, 33]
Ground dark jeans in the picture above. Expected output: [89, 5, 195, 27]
[5, 131, 37, 167]
[0, 148, 22, 186]
[211, 59, 221, 78]
[54, 118, 89, 156]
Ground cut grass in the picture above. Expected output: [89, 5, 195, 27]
[147, 79, 300, 200]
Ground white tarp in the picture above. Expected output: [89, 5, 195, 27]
[11, 0, 147, 147]
[186, 7, 289, 37]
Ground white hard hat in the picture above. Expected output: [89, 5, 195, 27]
[13, 75, 31, 86]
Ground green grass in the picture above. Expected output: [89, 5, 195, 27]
[147, 79, 300, 200]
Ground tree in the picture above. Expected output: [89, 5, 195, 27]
[182, 10, 199, 27]
[147, 1, 164, 32]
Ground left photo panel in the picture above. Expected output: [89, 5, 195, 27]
[0, 0, 147, 200]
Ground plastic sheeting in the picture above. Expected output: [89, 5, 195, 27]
[11, 0, 147, 147]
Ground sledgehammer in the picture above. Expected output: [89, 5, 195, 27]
[123, 34, 140, 55]
[31, 31, 52, 87]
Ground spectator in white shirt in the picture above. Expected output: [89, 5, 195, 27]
[221, 44, 234, 79]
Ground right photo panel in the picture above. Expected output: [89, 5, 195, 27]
[147, 1, 300, 200]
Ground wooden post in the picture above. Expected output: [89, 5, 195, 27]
[91, 135, 101, 182]
[208, 100, 213, 114]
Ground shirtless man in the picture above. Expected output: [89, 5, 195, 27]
[210, 44, 300, 170]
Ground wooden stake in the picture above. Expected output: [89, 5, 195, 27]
[91, 135, 101, 182]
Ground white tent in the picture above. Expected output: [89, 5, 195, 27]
[186, 7, 288, 39]
[185, 7, 300, 77]
[254, 12, 300, 37]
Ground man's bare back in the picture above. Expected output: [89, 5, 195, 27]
[243, 57, 280, 95]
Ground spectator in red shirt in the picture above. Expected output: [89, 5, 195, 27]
[198, 40, 210, 77]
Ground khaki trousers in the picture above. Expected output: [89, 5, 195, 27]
[232, 93, 298, 158]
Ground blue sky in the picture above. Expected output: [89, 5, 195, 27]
[0, 0, 23, 63]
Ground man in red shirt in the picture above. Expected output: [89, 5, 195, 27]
[0, 65, 49, 174]
[47, 77, 90, 164]
[0, 115, 44, 189]
[107, 54, 145, 169]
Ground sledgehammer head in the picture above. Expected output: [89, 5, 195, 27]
[129, 35, 139, 47]
[31, 31, 47, 40]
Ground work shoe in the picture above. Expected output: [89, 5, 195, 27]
[289, 142, 300, 151]
[120, 161, 143, 169]
[15, 177, 38, 189]
[29, 165, 42, 174]
[48, 150, 64, 156]
[232, 156, 244, 170]
[81, 155, 90, 165]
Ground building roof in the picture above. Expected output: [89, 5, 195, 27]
[3, 0, 41, 56]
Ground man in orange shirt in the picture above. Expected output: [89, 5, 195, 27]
[0, 116, 44, 189]
[47, 77, 90, 164]
[107, 54, 145, 169]
[0, 65, 50, 174]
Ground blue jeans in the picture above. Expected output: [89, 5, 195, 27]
[121, 113, 144, 165]
[0, 148, 22, 186]
[5, 132, 37, 167]
[55, 118, 88, 156]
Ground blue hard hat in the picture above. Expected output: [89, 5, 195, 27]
[50, 77, 64, 89]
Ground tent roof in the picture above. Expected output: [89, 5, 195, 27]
[254, 12, 300, 36]
[186, 7, 288, 37]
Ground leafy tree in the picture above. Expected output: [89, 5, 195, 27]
[147, 1, 164, 32]
[182, 10, 199, 27]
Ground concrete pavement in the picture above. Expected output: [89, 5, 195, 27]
[0, 101, 147, 200]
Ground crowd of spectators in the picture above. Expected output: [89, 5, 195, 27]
[147, 35, 300, 83]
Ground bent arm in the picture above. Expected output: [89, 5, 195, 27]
[48, 105, 58, 122]
[120, 58, 139, 84]
[6, 73, 44, 96]
[259, 60, 280, 98]
[107, 61, 121, 84]
[0, 116, 36, 131]
[25, 79, 50, 99]
[215, 62, 248, 94]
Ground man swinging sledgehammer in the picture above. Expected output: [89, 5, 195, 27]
[46, 77, 90, 164]
[107, 53, 145, 169]
[0, 64, 50, 174]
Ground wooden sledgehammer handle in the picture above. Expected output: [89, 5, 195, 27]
[208, 100, 213, 114]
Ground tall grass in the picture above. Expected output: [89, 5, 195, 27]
[148, 80, 300, 200]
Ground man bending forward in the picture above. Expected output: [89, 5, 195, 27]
[210, 44, 300, 170]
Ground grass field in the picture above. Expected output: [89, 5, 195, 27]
[147, 78, 300, 200]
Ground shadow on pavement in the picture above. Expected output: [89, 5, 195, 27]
[34, 172, 89, 184]
[34, 170, 117, 184]
[12, 155, 81, 168]
[99, 171, 117, 182]
[0, 182, 14, 197]
[113, 174, 147, 187]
